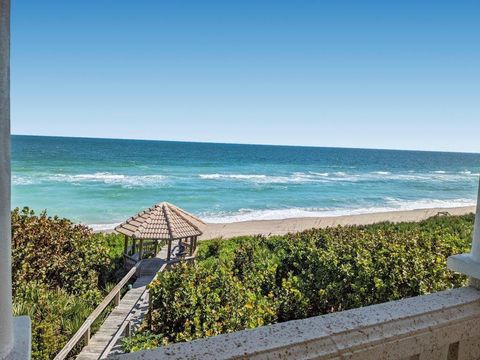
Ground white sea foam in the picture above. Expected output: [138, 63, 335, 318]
[365, 171, 478, 182]
[198, 170, 480, 185]
[199, 174, 269, 180]
[459, 170, 480, 176]
[12, 175, 36, 186]
[199, 173, 318, 184]
[198, 172, 360, 184]
[89, 222, 121, 232]
[309, 172, 330, 177]
[383, 197, 475, 210]
[14, 168, 479, 189]
[202, 198, 476, 223]
[86, 198, 476, 227]
[47, 172, 167, 188]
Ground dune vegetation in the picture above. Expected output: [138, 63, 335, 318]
[11, 207, 125, 360]
[124, 214, 472, 352]
[10, 207, 474, 357]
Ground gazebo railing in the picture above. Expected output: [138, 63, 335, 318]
[123, 240, 165, 269]
[142, 240, 160, 258]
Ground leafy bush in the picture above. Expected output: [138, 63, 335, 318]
[12, 207, 111, 301]
[121, 332, 165, 352]
[126, 214, 472, 352]
[94, 232, 128, 286]
[11, 207, 126, 359]
[13, 283, 93, 359]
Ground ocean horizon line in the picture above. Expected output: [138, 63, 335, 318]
[11, 133, 480, 156]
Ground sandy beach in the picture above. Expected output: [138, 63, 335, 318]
[199, 206, 476, 240]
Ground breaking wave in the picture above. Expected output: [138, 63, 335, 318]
[202, 197, 476, 223]
[13, 172, 168, 188]
[198, 170, 479, 185]
[12, 175, 37, 186]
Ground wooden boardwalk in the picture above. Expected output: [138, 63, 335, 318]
[76, 250, 169, 360]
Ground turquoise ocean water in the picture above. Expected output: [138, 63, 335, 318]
[12, 135, 480, 230]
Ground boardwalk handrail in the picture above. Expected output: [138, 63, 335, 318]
[99, 262, 170, 359]
[54, 262, 141, 360]
[100, 252, 199, 357]
[55, 246, 199, 359]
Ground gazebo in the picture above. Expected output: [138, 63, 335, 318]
[115, 202, 205, 267]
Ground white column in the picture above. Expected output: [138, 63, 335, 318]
[0, 0, 13, 357]
[448, 177, 480, 280]
[1, 2, 30, 358]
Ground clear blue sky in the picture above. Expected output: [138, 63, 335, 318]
[11, 1, 480, 152]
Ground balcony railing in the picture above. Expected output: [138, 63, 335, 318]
[115, 286, 480, 360]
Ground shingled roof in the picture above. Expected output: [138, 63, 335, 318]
[115, 202, 205, 240]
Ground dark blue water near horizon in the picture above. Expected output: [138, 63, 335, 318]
[11, 135, 480, 229]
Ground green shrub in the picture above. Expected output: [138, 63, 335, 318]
[11, 207, 126, 359]
[122, 332, 165, 352]
[131, 214, 472, 351]
[12, 207, 111, 301]
[13, 282, 93, 360]
[94, 232, 127, 286]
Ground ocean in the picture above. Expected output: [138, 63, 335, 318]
[11, 135, 480, 230]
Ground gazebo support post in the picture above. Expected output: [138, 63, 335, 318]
[167, 239, 172, 261]
[139, 239, 144, 260]
[132, 238, 136, 254]
[189, 237, 194, 256]
[123, 235, 129, 255]
[179, 238, 183, 256]
[154, 239, 158, 255]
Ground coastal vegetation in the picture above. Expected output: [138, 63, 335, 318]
[124, 214, 472, 352]
[9, 207, 474, 357]
[11, 207, 125, 360]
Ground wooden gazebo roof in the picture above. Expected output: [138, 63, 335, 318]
[115, 202, 205, 240]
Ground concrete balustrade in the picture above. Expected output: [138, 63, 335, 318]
[115, 287, 480, 360]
